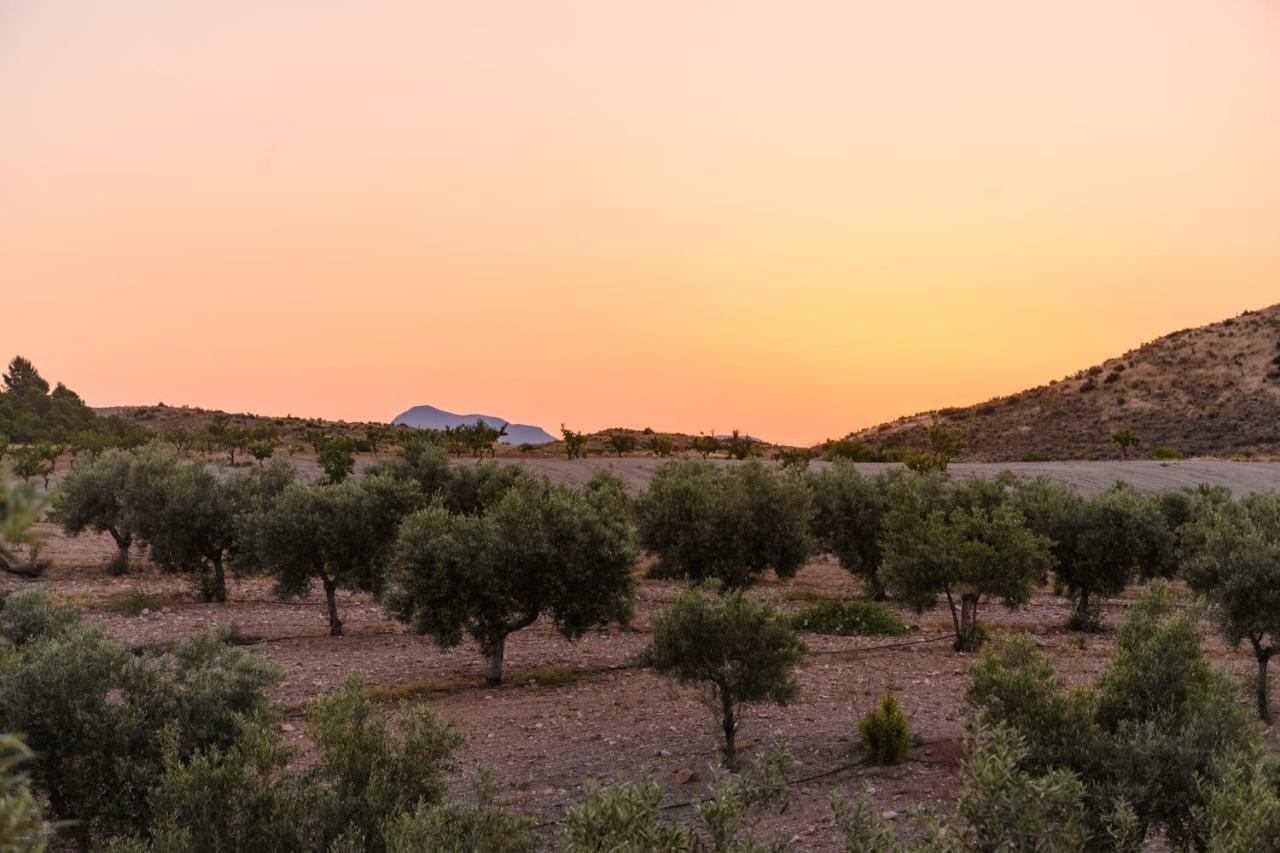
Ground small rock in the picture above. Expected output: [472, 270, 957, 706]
[140, 608, 150, 617]
[281, 723, 296, 733]
[881, 810, 899, 821]
[674, 768, 697, 784]
[658, 749, 672, 757]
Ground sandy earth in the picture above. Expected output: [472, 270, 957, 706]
[10, 498, 1279, 850]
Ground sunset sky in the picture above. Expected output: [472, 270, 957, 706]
[3, 1, 1279, 445]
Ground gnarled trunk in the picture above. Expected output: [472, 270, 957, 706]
[485, 634, 507, 686]
[957, 594, 980, 652]
[719, 685, 739, 772]
[323, 576, 343, 637]
[211, 556, 227, 603]
[1251, 637, 1272, 724]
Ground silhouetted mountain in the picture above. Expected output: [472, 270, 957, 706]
[391, 404, 555, 445]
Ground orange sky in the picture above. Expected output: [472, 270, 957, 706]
[2, 1, 1278, 444]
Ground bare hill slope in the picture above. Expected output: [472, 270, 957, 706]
[847, 305, 1280, 461]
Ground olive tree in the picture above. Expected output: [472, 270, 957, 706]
[808, 462, 888, 599]
[51, 448, 137, 574]
[604, 431, 638, 457]
[385, 470, 636, 685]
[560, 425, 587, 459]
[241, 474, 423, 636]
[883, 497, 1052, 651]
[636, 460, 813, 589]
[126, 450, 294, 602]
[1183, 494, 1280, 722]
[643, 589, 805, 772]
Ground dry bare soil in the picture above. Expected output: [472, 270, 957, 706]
[11, 458, 1280, 850]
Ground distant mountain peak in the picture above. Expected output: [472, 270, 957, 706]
[391, 405, 555, 445]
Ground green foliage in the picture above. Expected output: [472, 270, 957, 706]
[723, 430, 757, 461]
[1018, 482, 1172, 631]
[967, 583, 1254, 849]
[1183, 493, 1280, 721]
[0, 356, 98, 445]
[1110, 428, 1140, 459]
[52, 448, 137, 573]
[387, 469, 636, 685]
[444, 419, 508, 458]
[606, 431, 639, 457]
[789, 598, 907, 636]
[561, 424, 588, 459]
[124, 447, 295, 602]
[562, 747, 792, 852]
[240, 473, 422, 635]
[643, 589, 805, 771]
[691, 431, 722, 459]
[293, 674, 464, 851]
[647, 433, 676, 457]
[858, 693, 912, 764]
[0, 734, 46, 851]
[808, 462, 888, 598]
[823, 437, 884, 462]
[773, 447, 813, 471]
[1150, 446, 1184, 460]
[882, 474, 1052, 651]
[1194, 758, 1280, 852]
[11, 443, 58, 487]
[317, 436, 358, 484]
[637, 460, 814, 589]
[0, 588, 76, 647]
[834, 726, 1137, 853]
[0, 607, 281, 849]
[0, 467, 47, 577]
[383, 770, 537, 853]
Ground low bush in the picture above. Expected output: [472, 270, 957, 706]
[858, 692, 912, 764]
[790, 598, 907, 636]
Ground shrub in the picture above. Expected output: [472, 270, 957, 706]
[0, 734, 46, 851]
[383, 771, 537, 853]
[636, 460, 814, 589]
[967, 583, 1254, 849]
[642, 589, 805, 771]
[646, 433, 676, 457]
[774, 446, 813, 471]
[858, 692, 912, 764]
[386, 470, 636, 685]
[317, 437, 358, 484]
[1150, 446, 1183, 460]
[562, 747, 791, 851]
[722, 429, 757, 460]
[0, 587, 75, 646]
[789, 598, 907, 636]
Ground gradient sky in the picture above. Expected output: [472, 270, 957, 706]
[3, 1, 1279, 444]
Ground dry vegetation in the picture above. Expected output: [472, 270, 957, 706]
[847, 304, 1280, 462]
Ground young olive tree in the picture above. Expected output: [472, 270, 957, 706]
[1183, 494, 1280, 722]
[241, 474, 423, 636]
[636, 460, 813, 589]
[385, 470, 636, 685]
[643, 589, 806, 772]
[808, 462, 888, 599]
[560, 424, 588, 459]
[1111, 428, 1140, 459]
[605, 431, 638, 457]
[883, 499, 1052, 652]
[646, 433, 676, 458]
[316, 436, 357, 484]
[51, 448, 137, 575]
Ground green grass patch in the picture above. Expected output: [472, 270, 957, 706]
[790, 598, 909, 637]
[104, 590, 161, 617]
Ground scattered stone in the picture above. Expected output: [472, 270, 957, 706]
[674, 768, 697, 784]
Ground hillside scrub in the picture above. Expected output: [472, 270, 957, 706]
[636, 460, 814, 589]
[385, 469, 636, 685]
[642, 588, 806, 772]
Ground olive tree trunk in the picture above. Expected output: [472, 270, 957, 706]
[719, 684, 739, 773]
[485, 634, 507, 686]
[322, 576, 343, 637]
[1251, 637, 1272, 724]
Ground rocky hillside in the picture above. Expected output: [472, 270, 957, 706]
[847, 304, 1280, 461]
